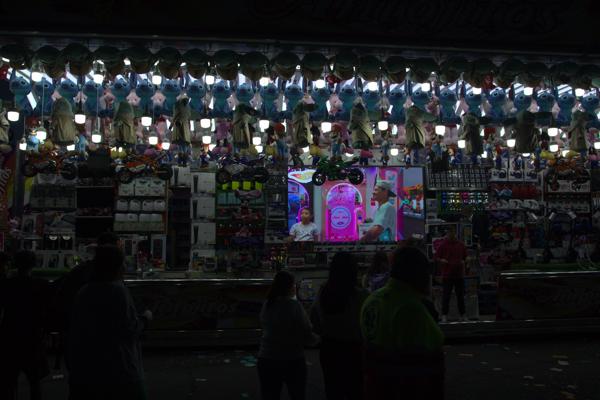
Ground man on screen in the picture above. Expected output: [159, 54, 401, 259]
[361, 180, 397, 242]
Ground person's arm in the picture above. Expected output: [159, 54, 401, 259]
[361, 225, 383, 242]
[114, 285, 146, 341]
[312, 225, 319, 242]
[288, 224, 297, 243]
[297, 302, 319, 346]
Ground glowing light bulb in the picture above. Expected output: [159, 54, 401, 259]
[366, 81, 378, 91]
[457, 139, 466, 149]
[208, 144, 216, 151]
[377, 120, 389, 131]
[302, 146, 309, 154]
[471, 87, 482, 95]
[151, 74, 162, 86]
[31, 71, 43, 82]
[255, 145, 263, 153]
[507, 138, 516, 148]
[200, 118, 211, 129]
[548, 127, 558, 137]
[595, 141, 600, 150]
[141, 116, 152, 127]
[66, 144, 76, 151]
[500, 127, 506, 137]
[523, 87, 534, 96]
[392, 125, 398, 135]
[390, 147, 399, 156]
[575, 88, 586, 97]
[19, 140, 27, 151]
[190, 120, 195, 131]
[420, 82, 431, 92]
[7, 110, 19, 122]
[202, 135, 212, 144]
[321, 121, 332, 132]
[549, 143, 559, 152]
[205, 74, 215, 85]
[36, 128, 47, 141]
[252, 136, 262, 145]
[480, 129, 485, 137]
[522, 153, 531, 157]
[91, 133, 102, 143]
[93, 73, 104, 84]
[562, 149, 570, 157]
[123, 58, 131, 66]
[259, 77, 270, 86]
[74, 113, 86, 124]
[315, 79, 326, 89]
[162, 140, 171, 150]
[148, 134, 158, 145]
[481, 151, 488, 159]
[435, 125, 445, 135]
[259, 119, 270, 131]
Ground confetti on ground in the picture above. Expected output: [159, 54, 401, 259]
[558, 360, 570, 366]
[459, 353, 474, 357]
[550, 368, 564, 372]
[523, 376, 535, 380]
[553, 355, 569, 360]
[493, 367, 503, 371]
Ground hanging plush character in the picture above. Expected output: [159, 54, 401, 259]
[0, 107, 9, 145]
[335, 84, 357, 121]
[51, 97, 78, 145]
[82, 80, 104, 117]
[513, 110, 540, 154]
[486, 87, 507, 125]
[534, 89, 555, 127]
[388, 85, 407, 125]
[32, 78, 55, 118]
[464, 89, 483, 117]
[459, 113, 483, 164]
[282, 83, 303, 120]
[410, 86, 431, 112]
[405, 105, 436, 164]
[567, 110, 589, 154]
[292, 94, 317, 149]
[309, 125, 323, 166]
[231, 100, 260, 155]
[27, 131, 40, 151]
[109, 77, 131, 107]
[113, 100, 136, 146]
[274, 123, 288, 162]
[380, 129, 391, 165]
[310, 84, 331, 122]
[186, 79, 206, 118]
[160, 79, 182, 117]
[172, 97, 192, 146]
[135, 78, 156, 115]
[75, 132, 88, 155]
[260, 83, 280, 122]
[215, 119, 230, 142]
[580, 91, 600, 129]
[9, 74, 33, 117]
[362, 84, 381, 121]
[556, 90, 576, 127]
[438, 87, 460, 124]
[210, 80, 232, 119]
[349, 98, 373, 150]
[511, 91, 532, 117]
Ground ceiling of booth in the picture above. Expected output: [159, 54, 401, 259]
[0, 0, 598, 56]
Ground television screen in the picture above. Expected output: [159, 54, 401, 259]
[287, 167, 424, 243]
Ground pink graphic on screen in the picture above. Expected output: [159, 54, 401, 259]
[324, 183, 364, 242]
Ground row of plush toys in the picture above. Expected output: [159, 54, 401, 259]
[7, 67, 600, 168]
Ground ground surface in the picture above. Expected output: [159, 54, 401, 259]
[18, 337, 600, 400]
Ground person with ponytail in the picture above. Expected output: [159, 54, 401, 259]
[310, 253, 368, 400]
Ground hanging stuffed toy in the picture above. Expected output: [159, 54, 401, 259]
[51, 97, 78, 145]
[32, 78, 55, 118]
[210, 80, 232, 119]
[310, 84, 331, 122]
[349, 98, 373, 150]
[183, 49, 209, 80]
[335, 84, 357, 121]
[556, 90, 576, 127]
[362, 84, 381, 120]
[309, 125, 323, 166]
[464, 89, 483, 117]
[113, 100, 136, 146]
[459, 113, 483, 164]
[405, 105, 437, 163]
[513, 110, 539, 154]
[282, 83, 303, 120]
[534, 90, 555, 127]
[388, 85, 407, 124]
[292, 94, 316, 149]
[82, 80, 104, 117]
[109, 77, 131, 107]
[511, 91, 532, 118]
[135, 79, 156, 116]
[231, 100, 259, 154]
[410, 86, 431, 112]
[380, 129, 391, 165]
[567, 110, 589, 153]
[186, 79, 206, 118]
[9, 73, 33, 117]
[260, 83, 280, 122]
[329, 123, 346, 160]
[438, 87, 460, 125]
[0, 105, 9, 145]
[274, 123, 288, 162]
[486, 87, 507, 125]
[581, 91, 600, 129]
[160, 79, 182, 117]
[172, 97, 192, 145]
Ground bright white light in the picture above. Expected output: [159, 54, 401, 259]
[548, 127, 559, 137]
[208, 144, 216, 151]
[75, 113, 86, 124]
[118, 147, 123, 153]
[471, 87, 482, 95]
[66, 144, 76, 151]
[507, 138, 516, 148]
[377, 120, 389, 131]
[162, 141, 171, 150]
[180, 62, 187, 67]
[420, 82, 431, 92]
[575, 88, 586, 97]
[7, 110, 19, 122]
[296, 64, 301, 70]
[480, 129, 485, 137]
[141, 116, 152, 127]
[123, 58, 131, 66]
[19, 140, 26, 151]
[315, 79, 326, 89]
[255, 145, 263, 153]
[390, 147, 399, 156]
[36, 129, 47, 141]
[457, 139, 466, 149]
[366, 81, 378, 91]
[1, 57, 10, 63]
[302, 146, 309, 153]
[321, 121, 332, 132]
[435, 125, 445, 135]
[148, 135, 159, 145]
[190, 120, 195, 131]
[31, 71, 43, 82]
[259, 77, 270, 86]
[202, 135, 212, 144]
[549, 143, 559, 152]
[500, 127, 506, 137]
[282, 102, 287, 112]
[91, 133, 102, 143]
[522, 153, 531, 157]
[595, 141, 600, 150]
[93, 73, 104, 84]
[252, 136, 262, 145]
[259, 119, 270, 131]
[523, 87, 534, 96]
[481, 151, 488, 159]
[200, 118, 211, 129]
[562, 149, 570, 157]
[392, 125, 398, 135]
[151, 74, 162, 86]
[205, 74, 215, 85]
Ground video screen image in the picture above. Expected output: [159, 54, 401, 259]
[287, 167, 424, 243]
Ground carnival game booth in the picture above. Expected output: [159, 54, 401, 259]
[1, 38, 600, 343]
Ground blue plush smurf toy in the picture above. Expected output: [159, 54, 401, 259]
[282, 83, 303, 120]
[464, 90, 483, 117]
[260, 83, 280, 122]
[388, 85, 407, 124]
[438, 87, 460, 124]
[310, 85, 331, 122]
[335, 84, 357, 121]
[555, 90, 576, 127]
[210, 80, 232, 119]
[9, 74, 33, 117]
[82, 80, 104, 116]
[160, 78, 182, 116]
[411, 87, 431, 113]
[581, 91, 600, 129]
[32, 78, 55, 117]
[186, 79, 206, 117]
[135, 78, 156, 114]
[486, 87, 507, 124]
[236, 82, 255, 105]
[534, 90, 555, 127]
[512, 91, 532, 117]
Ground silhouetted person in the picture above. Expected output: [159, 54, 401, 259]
[311, 253, 367, 400]
[361, 247, 445, 400]
[362, 251, 390, 292]
[67, 245, 151, 400]
[0, 250, 50, 400]
[258, 271, 318, 400]
[434, 227, 468, 322]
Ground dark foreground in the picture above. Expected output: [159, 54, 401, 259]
[19, 337, 600, 400]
